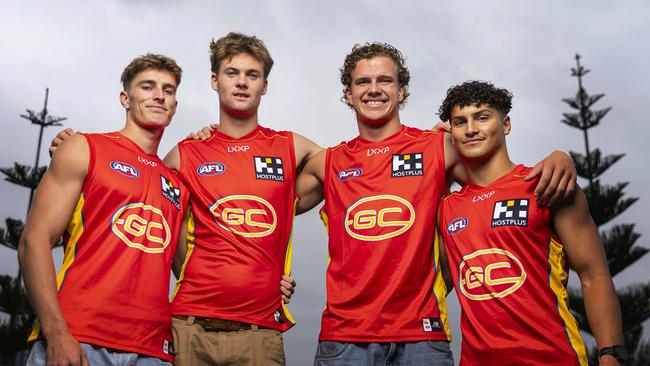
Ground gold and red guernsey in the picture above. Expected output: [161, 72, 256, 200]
[172, 125, 297, 331]
[29, 132, 188, 362]
[439, 164, 588, 366]
[319, 125, 451, 342]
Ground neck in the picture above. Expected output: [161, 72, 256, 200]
[463, 148, 516, 187]
[218, 109, 259, 138]
[357, 115, 402, 142]
[119, 121, 164, 155]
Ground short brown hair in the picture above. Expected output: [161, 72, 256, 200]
[209, 32, 274, 78]
[120, 54, 182, 90]
[340, 42, 411, 108]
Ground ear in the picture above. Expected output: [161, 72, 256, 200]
[398, 85, 406, 103]
[120, 90, 130, 110]
[345, 87, 353, 106]
[261, 78, 268, 96]
[211, 72, 219, 92]
[503, 115, 511, 136]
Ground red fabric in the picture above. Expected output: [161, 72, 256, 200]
[172, 126, 296, 331]
[319, 125, 450, 342]
[55, 132, 187, 361]
[439, 164, 586, 365]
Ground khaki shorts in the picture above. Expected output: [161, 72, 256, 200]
[172, 316, 285, 366]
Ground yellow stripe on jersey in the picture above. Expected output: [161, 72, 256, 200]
[281, 197, 299, 326]
[320, 210, 331, 311]
[29, 194, 86, 341]
[548, 237, 588, 365]
[170, 212, 197, 301]
[433, 228, 452, 341]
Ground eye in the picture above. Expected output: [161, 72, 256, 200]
[248, 72, 259, 80]
[164, 87, 175, 95]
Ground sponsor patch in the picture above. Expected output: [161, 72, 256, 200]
[110, 161, 139, 178]
[473, 191, 495, 202]
[391, 153, 423, 178]
[138, 156, 158, 167]
[227, 145, 249, 153]
[273, 308, 286, 323]
[163, 339, 174, 355]
[447, 217, 468, 235]
[161, 176, 181, 210]
[491, 199, 529, 227]
[254, 156, 284, 181]
[338, 168, 363, 182]
[367, 147, 390, 156]
[422, 317, 443, 332]
[197, 162, 226, 176]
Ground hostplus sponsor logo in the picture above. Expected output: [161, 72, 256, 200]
[110, 161, 140, 178]
[197, 162, 226, 176]
[161, 176, 181, 210]
[338, 168, 363, 182]
[254, 156, 284, 181]
[391, 153, 423, 178]
[491, 199, 529, 227]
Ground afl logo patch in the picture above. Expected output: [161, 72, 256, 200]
[197, 162, 226, 176]
[338, 168, 363, 182]
[447, 217, 468, 235]
[110, 161, 139, 178]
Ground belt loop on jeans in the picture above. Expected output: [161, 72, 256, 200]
[186, 315, 195, 325]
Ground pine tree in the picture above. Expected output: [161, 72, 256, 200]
[562, 54, 650, 365]
[0, 88, 65, 363]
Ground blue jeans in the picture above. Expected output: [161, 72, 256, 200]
[314, 340, 454, 366]
[26, 340, 171, 366]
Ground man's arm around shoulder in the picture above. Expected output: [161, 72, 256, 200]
[19, 134, 90, 366]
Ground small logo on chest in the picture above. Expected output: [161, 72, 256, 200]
[491, 199, 529, 227]
[338, 168, 363, 182]
[472, 191, 495, 202]
[367, 147, 389, 156]
[391, 153, 423, 178]
[110, 161, 140, 178]
[254, 156, 284, 182]
[161, 176, 181, 210]
[227, 145, 250, 153]
[197, 162, 226, 176]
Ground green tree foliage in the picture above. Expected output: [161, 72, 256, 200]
[0, 88, 65, 361]
[562, 54, 650, 364]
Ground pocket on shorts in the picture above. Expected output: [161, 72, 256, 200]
[315, 341, 350, 359]
[426, 340, 452, 354]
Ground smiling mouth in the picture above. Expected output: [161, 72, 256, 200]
[233, 92, 249, 98]
[463, 138, 484, 144]
[364, 100, 386, 106]
[147, 105, 167, 112]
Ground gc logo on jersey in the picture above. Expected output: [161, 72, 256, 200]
[254, 156, 284, 182]
[210, 195, 277, 237]
[492, 199, 529, 227]
[338, 168, 363, 182]
[161, 176, 181, 210]
[110, 161, 140, 178]
[392, 153, 423, 178]
[344, 195, 415, 241]
[458, 248, 527, 301]
[197, 162, 226, 176]
[111, 203, 171, 254]
[447, 217, 468, 235]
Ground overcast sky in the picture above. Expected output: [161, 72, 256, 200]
[1, 1, 649, 364]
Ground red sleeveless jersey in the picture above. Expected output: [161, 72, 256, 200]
[171, 125, 297, 331]
[29, 132, 188, 361]
[319, 125, 451, 342]
[438, 164, 587, 366]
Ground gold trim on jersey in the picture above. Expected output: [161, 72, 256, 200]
[433, 228, 452, 341]
[170, 212, 197, 301]
[280, 197, 300, 326]
[547, 237, 588, 365]
[29, 193, 86, 341]
[320, 210, 331, 312]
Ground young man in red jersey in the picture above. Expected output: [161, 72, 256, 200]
[296, 44, 578, 365]
[163, 33, 321, 366]
[437, 80, 625, 365]
[20, 54, 188, 365]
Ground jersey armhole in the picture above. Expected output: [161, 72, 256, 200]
[435, 131, 447, 195]
[320, 148, 332, 215]
[80, 133, 95, 194]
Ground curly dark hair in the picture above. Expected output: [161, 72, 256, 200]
[340, 42, 411, 108]
[438, 81, 513, 122]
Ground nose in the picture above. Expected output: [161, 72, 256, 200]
[465, 120, 479, 135]
[152, 86, 165, 102]
[236, 74, 248, 88]
[367, 80, 381, 96]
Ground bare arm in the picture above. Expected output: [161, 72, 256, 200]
[293, 132, 323, 175]
[18, 134, 90, 366]
[553, 188, 623, 365]
[295, 149, 326, 215]
[163, 145, 181, 172]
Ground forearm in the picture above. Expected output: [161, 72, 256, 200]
[581, 272, 623, 348]
[19, 238, 72, 340]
